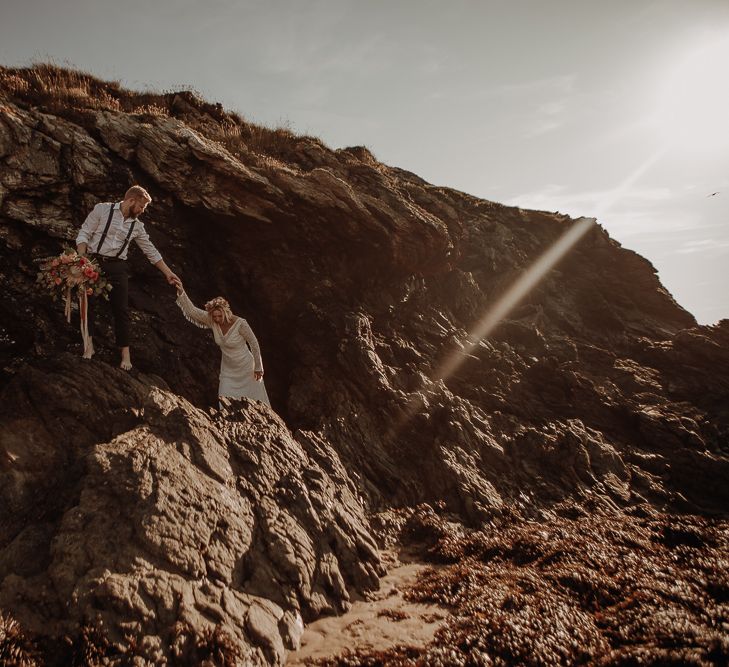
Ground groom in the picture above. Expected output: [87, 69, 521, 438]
[76, 185, 179, 370]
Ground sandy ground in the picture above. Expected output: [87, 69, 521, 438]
[286, 550, 447, 665]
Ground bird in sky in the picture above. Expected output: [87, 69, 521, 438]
[706, 192, 721, 197]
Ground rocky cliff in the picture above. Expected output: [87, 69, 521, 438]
[1, 64, 727, 665]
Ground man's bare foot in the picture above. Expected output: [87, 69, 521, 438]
[120, 347, 132, 371]
[82, 338, 95, 359]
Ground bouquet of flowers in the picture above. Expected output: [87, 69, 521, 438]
[36, 247, 112, 352]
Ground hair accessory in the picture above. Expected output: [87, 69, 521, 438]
[204, 296, 230, 312]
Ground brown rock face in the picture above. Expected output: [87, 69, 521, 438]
[0, 355, 382, 664]
[1, 65, 728, 662]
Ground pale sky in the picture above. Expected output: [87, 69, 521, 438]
[2, 0, 728, 323]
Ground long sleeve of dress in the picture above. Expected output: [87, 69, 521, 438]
[239, 319, 264, 372]
[176, 291, 211, 329]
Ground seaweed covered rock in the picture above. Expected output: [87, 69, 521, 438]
[314, 506, 729, 666]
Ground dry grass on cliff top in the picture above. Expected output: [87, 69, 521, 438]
[0, 61, 329, 168]
[312, 505, 729, 666]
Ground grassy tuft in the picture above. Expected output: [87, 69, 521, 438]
[0, 61, 331, 171]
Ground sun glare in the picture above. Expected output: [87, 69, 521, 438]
[654, 34, 729, 153]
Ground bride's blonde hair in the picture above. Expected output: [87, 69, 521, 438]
[204, 296, 234, 323]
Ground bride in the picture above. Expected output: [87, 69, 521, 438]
[174, 279, 271, 406]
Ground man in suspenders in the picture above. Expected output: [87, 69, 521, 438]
[76, 185, 179, 370]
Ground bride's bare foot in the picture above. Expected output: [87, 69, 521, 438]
[120, 347, 132, 371]
[82, 338, 95, 359]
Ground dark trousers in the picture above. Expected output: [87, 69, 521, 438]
[88, 258, 130, 348]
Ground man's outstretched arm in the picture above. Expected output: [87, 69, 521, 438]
[154, 258, 180, 286]
[135, 226, 179, 285]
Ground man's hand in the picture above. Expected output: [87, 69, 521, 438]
[169, 275, 183, 295]
[155, 260, 180, 288]
[254, 371, 264, 382]
[165, 271, 183, 296]
[77, 243, 88, 256]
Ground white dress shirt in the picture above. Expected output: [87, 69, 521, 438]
[76, 202, 163, 264]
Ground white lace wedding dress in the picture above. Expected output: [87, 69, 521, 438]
[176, 291, 271, 406]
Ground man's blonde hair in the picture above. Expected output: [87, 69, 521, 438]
[124, 185, 152, 203]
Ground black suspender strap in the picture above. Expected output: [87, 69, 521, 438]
[95, 203, 116, 254]
[114, 219, 136, 258]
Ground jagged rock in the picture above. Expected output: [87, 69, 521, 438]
[2, 68, 724, 512]
[0, 356, 382, 664]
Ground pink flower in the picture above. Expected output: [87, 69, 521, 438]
[54, 277, 62, 285]
[79, 257, 86, 265]
[51, 259, 60, 267]
[86, 287, 93, 296]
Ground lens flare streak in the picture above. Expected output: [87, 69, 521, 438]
[434, 216, 596, 382]
[434, 148, 666, 386]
